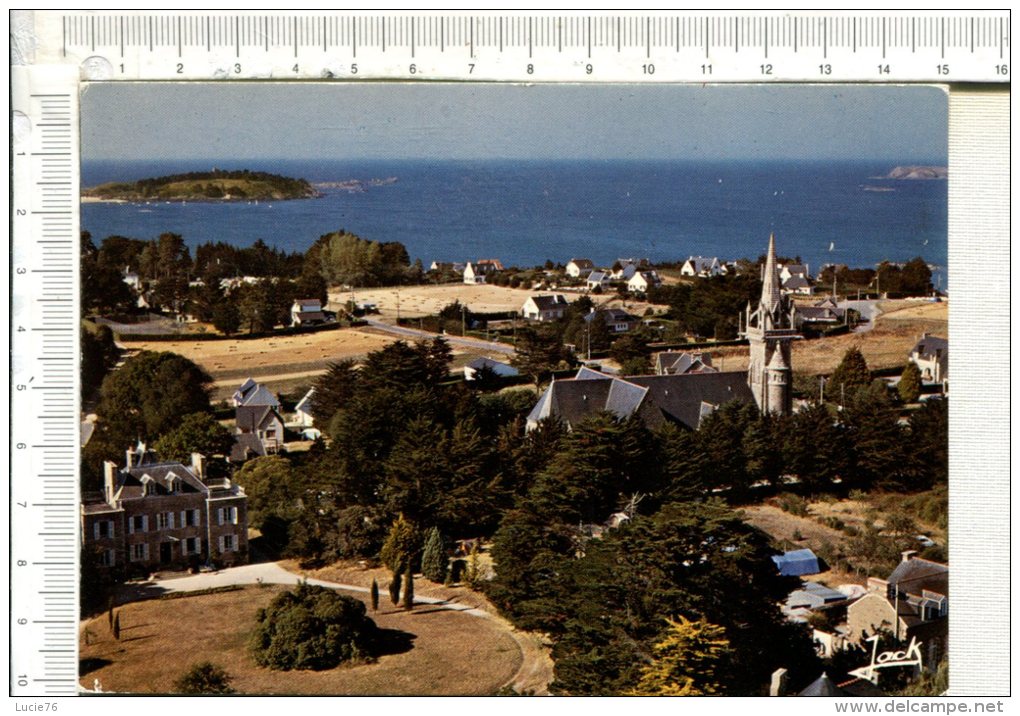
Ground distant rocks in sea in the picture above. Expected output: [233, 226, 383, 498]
[314, 177, 398, 193]
[883, 165, 948, 180]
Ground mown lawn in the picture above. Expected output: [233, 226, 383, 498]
[80, 584, 522, 695]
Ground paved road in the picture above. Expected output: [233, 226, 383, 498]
[364, 318, 515, 356]
[118, 562, 492, 619]
[838, 299, 881, 333]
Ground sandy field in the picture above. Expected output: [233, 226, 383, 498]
[338, 283, 666, 320]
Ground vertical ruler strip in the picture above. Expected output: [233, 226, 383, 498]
[11, 65, 81, 697]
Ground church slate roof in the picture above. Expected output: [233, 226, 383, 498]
[526, 369, 753, 431]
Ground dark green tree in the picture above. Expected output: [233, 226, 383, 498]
[370, 578, 380, 612]
[421, 526, 448, 584]
[898, 362, 923, 403]
[174, 662, 235, 694]
[829, 347, 872, 397]
[152, 411, 235, 462]
[95, 351, 214, 447]
[249, 583, 378, 670]
[388, 572, 401, 606]
[511, 325, 568, 386]
[211, 297, 241, 335]
[309, 359, 360, 426]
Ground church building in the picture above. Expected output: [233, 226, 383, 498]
[526, 234, 798, 431]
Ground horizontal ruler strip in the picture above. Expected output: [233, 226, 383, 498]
[23, 12, 1012, 82]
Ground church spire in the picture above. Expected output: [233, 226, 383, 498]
[761, 232, 782, 314]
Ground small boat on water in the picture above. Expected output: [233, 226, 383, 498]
[828, 242, 835, 252]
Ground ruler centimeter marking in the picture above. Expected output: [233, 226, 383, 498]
[33, 12, 1011, 82]
[11, 66, 81, 697]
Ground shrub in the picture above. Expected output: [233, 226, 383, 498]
[823, 516, 846, 531]
[249, 583, 378, 670]
[174, 662, 235, 694]
[776, 493, 810, 517]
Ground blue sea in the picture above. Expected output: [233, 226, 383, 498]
[81, 159, 947, 279]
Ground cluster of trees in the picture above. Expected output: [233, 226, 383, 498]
[81, 350, 221, 491]
[249, 583, 378, 670]
[315, 230, 420, 288]
[817, 257, 933, 297]
[647, 273, 763, 340]
[81, 229, 418, 332]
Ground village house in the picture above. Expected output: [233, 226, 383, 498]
[463, 260, 502, 285]
[122, 266, 142, 292]
[584, 307, 639, 334]
[627, 270, 662, 294]
[681, 256, 723, 277]
[231, 404, 286, 462]
[293, 388, 315, 427]
[521, 294, 569, 322]
[565, 258, 595, 278]
[586, 271, 611, 291]
[909, 333, 948, 389]
[429, 260, 466, 273]
[654, 351, 718, 375]
[232, 377, 280, 409]
[846, 552, 948, 671]
[81, 443, 248, 572]
[611, 258, 650, 280]
[792, 296, 846, 330]
[290, 298, 328, 327]
[779, 263, 810, 282]
[782, 274, 815, 296]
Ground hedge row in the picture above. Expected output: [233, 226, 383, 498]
[114, 320, 366, 343]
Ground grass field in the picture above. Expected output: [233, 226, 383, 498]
[79, 583, 526, 695]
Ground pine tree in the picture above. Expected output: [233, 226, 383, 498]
[628, 616, 732, 696]
[388, 572, 401, 606]
[898, 362, 922, 403]
[829, 346, 872, 397]
[370, 578, 380, 612]
[112, 612, 121, 640]
[379, 514, 421, 575]
[107, 598, 115, 629]
[403, 563, 415, 610]
[421, 526, 448, 583]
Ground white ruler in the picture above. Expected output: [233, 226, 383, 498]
[6, 8, 1010, 699]
[10, 65, 81, 698]
[21, 11, 1012, 83]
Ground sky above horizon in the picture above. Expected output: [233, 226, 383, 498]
[81, 82, 947, 163]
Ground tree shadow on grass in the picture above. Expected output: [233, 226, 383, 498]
[79, 657, 112, 676]
[366, 627, 416, 658]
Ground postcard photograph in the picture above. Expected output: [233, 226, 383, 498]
[77, 82, 949, 697]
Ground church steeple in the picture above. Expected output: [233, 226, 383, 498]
[743, 233, 798, 416]
[761, 232, 782, 315]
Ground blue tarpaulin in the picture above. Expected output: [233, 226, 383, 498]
[772, 548, 821, 576]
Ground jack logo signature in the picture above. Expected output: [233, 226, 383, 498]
[848, 635, 924, 684]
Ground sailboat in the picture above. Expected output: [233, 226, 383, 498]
[828, 241, 835, 252]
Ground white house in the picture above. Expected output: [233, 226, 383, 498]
[779, 263, 810, 282]
[232, 378, 280, 409]
[464, 260, 502, 285]
[565, 259, 595, 278]
[293, 388, 315, 427]
[522, 294, 569, 321]
[291, 299, 327, 327]
[628, 270, 661, 294]
[909, 333, 948, 387]
[122, 266, 142, 292]
[680, 257, 722, 277]
[584, 307, 639, 334]
[781, 275, 815, 296]
[586, 271, 611, 291]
